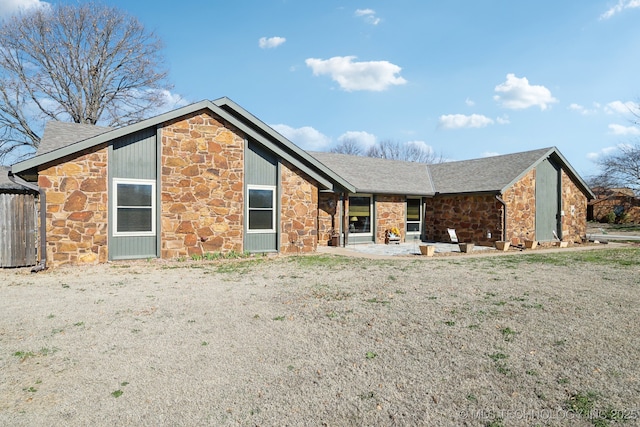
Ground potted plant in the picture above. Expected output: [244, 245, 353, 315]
[329, 229, 339, 246]
[494, 241, 510, 251]
[419, 245, 435, 256]
[524, 239, 537, 249]
[458, 242, 474, 253]
[385, 227, 401, 244]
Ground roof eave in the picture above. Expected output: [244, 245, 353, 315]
[11, 100, 217, 174]
[498, 147, 595, 199]
[213, 97, 356, 193]
[434, 190, 501, 197]
[10, 98, 356, 192]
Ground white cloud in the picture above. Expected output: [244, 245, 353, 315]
[493, 73, 558, 110]
[338, 131, 377, 148]
[259, 36, 286, 49]
[569, 103, 598, 115]
[407, 140, 434, 153]
[0, 0, 49, 16]
[355, 8, 381, 25]
[481, 151, 500, 158]
[156, 90, 189, 108]
[305, 56, 407, 92]
[608, 124, 640, 135]
[465, 98, 475, 107]
[587, 144, 632, 160]
[271, 124, 332, 151]
[438, 114, 495, 129]
[605, 100, 639, 115]
[496, 115, 510, 125]
[600, 0, 640, 20]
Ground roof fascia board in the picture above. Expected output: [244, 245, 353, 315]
[498, 147, 556, 194]
[208, 106, 335, 190]
[11, 100, 216, 174]
[11, 99, 354, 192]
[498, 147, 595, 199]
[434, 190, 500, 197]
[214, 97, 355, 192]
[356, 189, 434, 196]
[548, 149, 596, 199]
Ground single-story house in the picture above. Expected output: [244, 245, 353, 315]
[7, 98, 594, 268]
[312, 148, 594, 247]
[588, 187, 640, 223]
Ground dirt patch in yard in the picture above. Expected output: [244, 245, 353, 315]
[1, 248, 639, 426]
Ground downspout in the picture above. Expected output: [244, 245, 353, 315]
[8, 172, 47, 272]
[495, 194, 507, 243]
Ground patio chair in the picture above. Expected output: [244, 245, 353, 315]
[447, 228, 459, 243]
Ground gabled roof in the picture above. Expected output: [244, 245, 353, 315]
[310, 147, 595, 199]
[11, 98, 355, 193]
[309, 151, 434, 196]
[429, 147, 553, 194]
[430, 147, 594, 199]
[37, 121, 112, 156]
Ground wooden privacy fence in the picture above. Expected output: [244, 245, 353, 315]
[0, 193, 37, 267]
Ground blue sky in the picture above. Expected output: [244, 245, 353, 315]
[2, 0, 640, 177]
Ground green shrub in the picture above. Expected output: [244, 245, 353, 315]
[604, 211, 616, 224]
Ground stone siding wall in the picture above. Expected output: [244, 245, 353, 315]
[425, 194, 502, 245]
[39, 148, 109, 266]
[502, 169, 536, 245]
[280, 162, 318, 253]
[375, 195, 406, 243]
[590, 196, 640, 223]
[160, 111, 244, 258]
[561, 169, 588, 243]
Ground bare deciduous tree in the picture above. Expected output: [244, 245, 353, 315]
[330, 138, 364, 156]
[593, 142, 640, 194]
[0, 2, 172, 163]
[366, 139, 444, 163]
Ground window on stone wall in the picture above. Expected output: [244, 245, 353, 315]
[406, 198, 421, 233]
[348, 195, 372, 234]
[113, 178, 155, 236]
[248, 185, 276, 232]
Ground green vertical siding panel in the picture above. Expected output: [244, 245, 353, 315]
[111, 128, 157, 179]
[109, 128, 158, 259]
[535, 158, 561, 241]
[246, 142, 277, 186]
[245, 141, 278, 252]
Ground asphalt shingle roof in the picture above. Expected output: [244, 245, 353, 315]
[21, 118, 590, 198]
[428, 147, 553, 194]
[308, 151, 435, 195]
[37, 121, 112, 156]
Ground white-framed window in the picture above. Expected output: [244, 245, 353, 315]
[348, 194, 373, 234]
[113, 178, 156, 236]
[406, 198, 421, 234]
[247, 185, 276, 232]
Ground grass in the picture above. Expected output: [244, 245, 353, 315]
[365, 297, 390, 305]
[499, 327, 517, 342]
[4, 246, 640, 424]
[286, 254, 357, 268]
[469, 247, 640, 269]
[488, 352, 511, 376]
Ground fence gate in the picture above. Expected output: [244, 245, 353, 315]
[0, 193, 37, 267]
